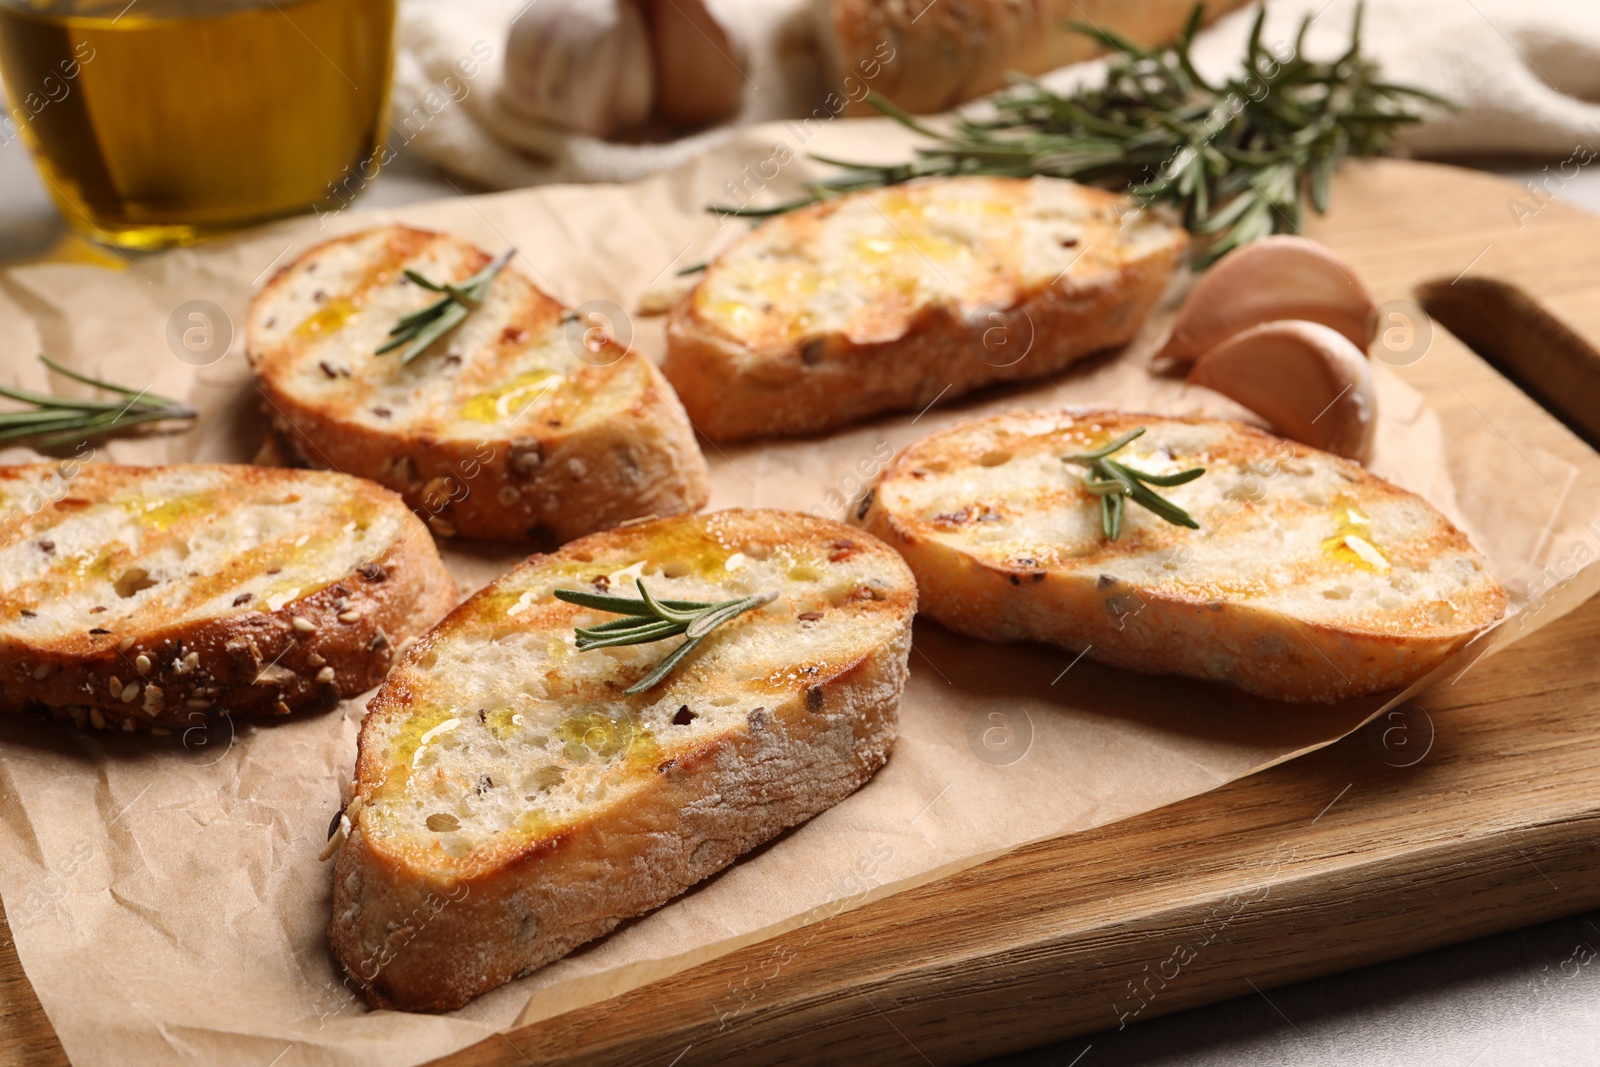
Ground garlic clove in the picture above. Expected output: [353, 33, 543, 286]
[1159, 236, 1376, 366]
[1187, 319, 1378, 463]
[646, 0, 747, 128]
[503, 0, 654, 138]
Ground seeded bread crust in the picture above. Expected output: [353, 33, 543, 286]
[663, 176, 1187, 441]
[248, 225, 711, 545]
[0, 463, 457, 733]
[329, 509, 916, 1010]
[863, 411, 1508, 703]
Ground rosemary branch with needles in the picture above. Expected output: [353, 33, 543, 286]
[556, 582, 778, 695]
[0, 355, 197, 450]
[1063, 427, 1205, 540]
[377, 247, 515, 363]
[710, 3, 1442, 266]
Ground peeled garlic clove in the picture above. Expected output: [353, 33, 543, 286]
[1188, 320, 1377, 463]
[1160, 236, 1376, 366]
[503, 0, 654, 138]
[646, 0, 747, 127]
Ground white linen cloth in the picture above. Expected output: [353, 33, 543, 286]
[393, 0, 1600, 189]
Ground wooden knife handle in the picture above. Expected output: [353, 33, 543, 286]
[1418, 277, 1600, 450]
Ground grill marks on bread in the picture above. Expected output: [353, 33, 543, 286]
[248, 225, 710, 543]
[330, 510, 915, 1010]
[663, 177, 1188, 440]
[0, 463, 457, 732]
[864, 411, 1507, 702]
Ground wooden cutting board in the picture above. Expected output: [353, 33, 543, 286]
[4, 159, 1600, 1066]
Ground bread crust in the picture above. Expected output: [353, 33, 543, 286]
[248, 226, 711, 545]
[663, 178, 1186, 441]
[825, 0, 1256, 115]
[0, 464, 457, 732]
[329, 510, 916, 1010]
[863, 411, 1508, 703]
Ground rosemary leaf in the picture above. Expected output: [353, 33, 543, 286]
[627, 635, 708, 695]
[1104, 492, 1125, 541]
[378, 247, 514, 363]
[1063, 428, 1205, 540]
[555, 587, 711, 615]
[0, 355, 196, 451]
[555, 582, 777, 694]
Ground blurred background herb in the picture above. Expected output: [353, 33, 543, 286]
[714, 3, 1445, 266]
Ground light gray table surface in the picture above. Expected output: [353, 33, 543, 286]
[2, 134, 1598, 1067]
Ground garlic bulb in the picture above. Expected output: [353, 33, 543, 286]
[646, 0, 747, 127]
[1159, 236, 1375, 366]
[503, 0, 654, 138]
[1188, 320, 1378, 463]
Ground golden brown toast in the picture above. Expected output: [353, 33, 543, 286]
[663, 176, 1187, 440]
[248, 225, 711, 545]
[328, 509, 916, 1010]
[862, 411, 1507, 702]
[0, 463, 457, 732]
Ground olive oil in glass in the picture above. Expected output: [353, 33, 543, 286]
[0, 0, 396, 249]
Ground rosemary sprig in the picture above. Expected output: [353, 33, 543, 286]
[556, 582, 778, 695]
[1063, 427, 1204, 540]
[0, 354, 196, 450]
[711, 3, 1443, 266]
[377, 247, 514, 363]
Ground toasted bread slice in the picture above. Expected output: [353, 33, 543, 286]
[663, 176, 1187, 441]
[329, 509, 916, 1010]
[862, 411, 1507, 703]
[0, 463, 457, 733]
[248, 225, 711, 545]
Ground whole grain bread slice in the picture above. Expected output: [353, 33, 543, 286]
[248, 225, 711, 545]
[329, 508, 916, 1010]
[663, 176, 1187, 441]
[862, 410, 1507, 703]
[0, 463, 457, 733]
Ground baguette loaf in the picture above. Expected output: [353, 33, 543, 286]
[0, 463, 457, 732]
[663, 177, 1187, 440]
[329, 509, 916, 1010]
[822, 0, 1256, 115]
[249, 225, 711, 545]
[862, 411, 1507, 702]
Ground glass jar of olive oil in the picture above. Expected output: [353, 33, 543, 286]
[0, 0, 396, 250]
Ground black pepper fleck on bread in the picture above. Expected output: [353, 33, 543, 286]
[248, 225, 711, 545]
[0, 463, 457, 733]
[862, 410, 1507, 703]
[329, 509, 916, 1010]
[663, 176, 1187, 441]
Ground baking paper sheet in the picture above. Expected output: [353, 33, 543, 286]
[0, 120, 1590, 1067]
